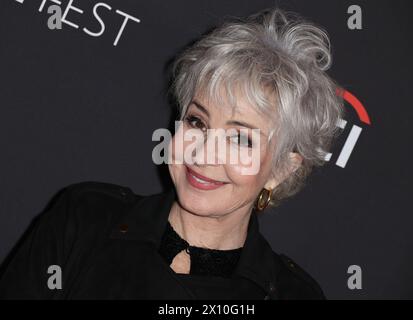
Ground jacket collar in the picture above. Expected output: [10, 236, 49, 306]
[110, 187, 280, 298]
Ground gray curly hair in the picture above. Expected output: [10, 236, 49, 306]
[168, 7, 345, 207]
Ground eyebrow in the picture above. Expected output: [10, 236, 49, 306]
[190, 99, 268, 137]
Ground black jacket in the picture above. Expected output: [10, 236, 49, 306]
[0, 181, 325, 300]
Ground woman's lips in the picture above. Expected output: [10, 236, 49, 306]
[185, 165, 228, 190]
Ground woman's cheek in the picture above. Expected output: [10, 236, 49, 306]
[168, 125, 185, 165]
[226, 145, 271, 186]
[226, 163, 260, 186]
[227, 143, 264, 177]
[167, 133, 185, 186]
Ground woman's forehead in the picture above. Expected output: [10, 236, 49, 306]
[193, 86, 276, 131]
[197, 80, 276, 110]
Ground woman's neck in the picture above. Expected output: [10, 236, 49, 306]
[168, 201, 252, 250]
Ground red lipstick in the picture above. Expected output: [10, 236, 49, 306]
[185, 165, 227, 191]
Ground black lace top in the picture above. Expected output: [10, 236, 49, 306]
[158, 220, 243, 278]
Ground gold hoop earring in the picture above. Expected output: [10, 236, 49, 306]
[255, 188, 273, 211]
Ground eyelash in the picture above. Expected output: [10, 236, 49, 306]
[184, 114, 253, 148]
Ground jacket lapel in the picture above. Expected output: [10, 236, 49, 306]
[109, 188, 279, 299]
[109, 188, 176, 247]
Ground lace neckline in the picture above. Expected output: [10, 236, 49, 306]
[158, 220, 243, 278]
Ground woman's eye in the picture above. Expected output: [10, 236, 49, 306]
[185, 115, 206, 131]
[229, 133, 253, 148]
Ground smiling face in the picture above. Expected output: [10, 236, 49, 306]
[168, 86, 290, 218]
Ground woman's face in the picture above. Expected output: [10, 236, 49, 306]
[168, 88, 281, 218]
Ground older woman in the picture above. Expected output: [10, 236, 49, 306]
[0, 7, 343, 300]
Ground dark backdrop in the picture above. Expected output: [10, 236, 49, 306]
[0, 0, 412, 299]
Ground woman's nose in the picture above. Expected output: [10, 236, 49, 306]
[192, 130, 227, 166]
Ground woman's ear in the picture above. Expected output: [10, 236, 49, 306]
[288, 152, 303, 174]
[264, 152, 303, 190]
[264, 175, 278, 191]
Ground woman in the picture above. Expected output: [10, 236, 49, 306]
[0, 7, 344, 299]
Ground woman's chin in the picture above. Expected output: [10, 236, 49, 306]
[180, 197, 210, 212]
[176, 189, 223, 216]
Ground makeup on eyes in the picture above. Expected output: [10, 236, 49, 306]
[184, 113, 254, 148]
